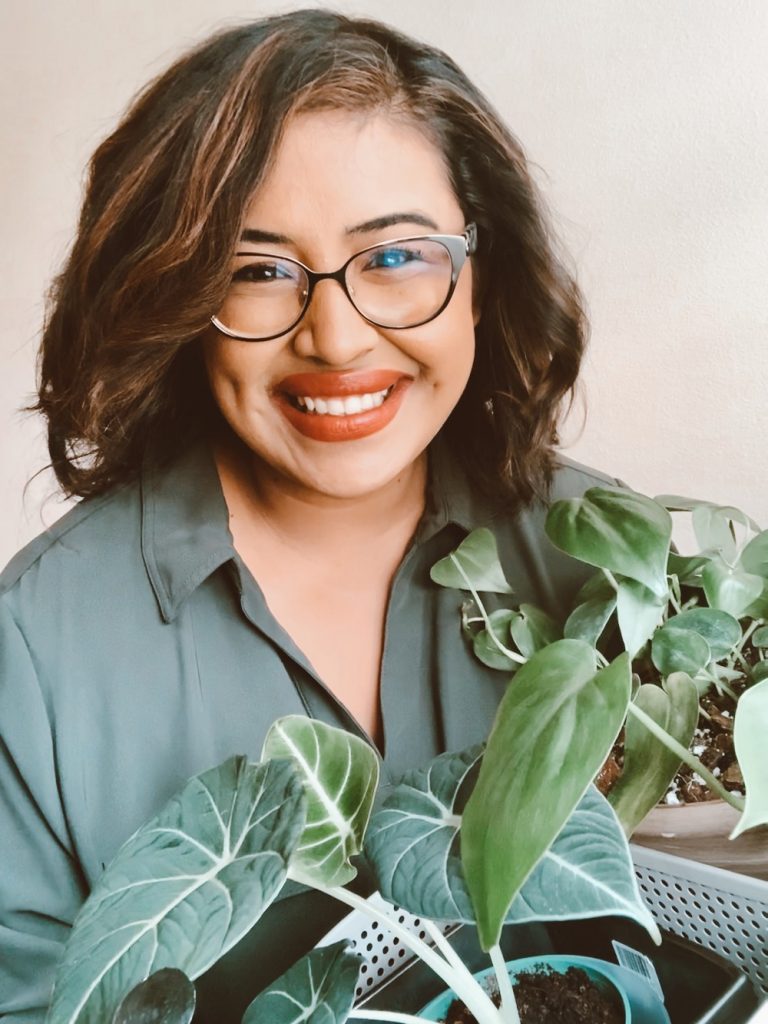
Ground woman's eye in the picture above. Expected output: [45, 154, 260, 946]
[232, 261, 297, 284]
[365, 246, 423, 270]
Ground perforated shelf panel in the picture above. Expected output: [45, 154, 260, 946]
[631, 845, 768, 998]
[317, 850, 768, 1003]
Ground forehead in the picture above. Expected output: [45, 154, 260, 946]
[241, 109, 462, 241]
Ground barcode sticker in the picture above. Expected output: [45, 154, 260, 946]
[612, 940, 665, 1002]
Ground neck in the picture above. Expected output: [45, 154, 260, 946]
[212, 434, 427, 559]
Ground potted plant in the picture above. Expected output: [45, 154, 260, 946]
[46, 640, 665, 1023]
[431, 488, 768, 878]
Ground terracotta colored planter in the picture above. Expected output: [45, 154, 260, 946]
[632, 801, 768, 880]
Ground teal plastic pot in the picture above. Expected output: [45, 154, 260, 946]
[417, 953, 671, 1024]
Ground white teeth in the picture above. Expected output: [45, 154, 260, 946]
[292, 387, 392, 415]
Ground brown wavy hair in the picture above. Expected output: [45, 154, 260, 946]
[36, 9, 586, 507]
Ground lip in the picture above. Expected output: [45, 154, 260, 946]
[274, 372, 412, 443]
[276, 369, 407, 398]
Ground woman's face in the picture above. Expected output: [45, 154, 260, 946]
[204, 109, 476, 501]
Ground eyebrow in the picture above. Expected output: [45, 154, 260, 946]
[238, 212, 440, 246]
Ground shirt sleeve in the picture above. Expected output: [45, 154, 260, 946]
[0, 598, 87, 1019]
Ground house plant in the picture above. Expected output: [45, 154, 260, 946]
[46, 639, 664, 1024]
[431, 488, 768, 876]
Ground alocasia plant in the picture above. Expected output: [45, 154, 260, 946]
[48, 651, 657, 1024]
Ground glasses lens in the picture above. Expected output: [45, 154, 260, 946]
[217, 256, 309, 339]
[346, 239, 453, 328]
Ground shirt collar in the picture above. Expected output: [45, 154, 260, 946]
[141, 431, 501, 622]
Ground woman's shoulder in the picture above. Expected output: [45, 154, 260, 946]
[0, 481, 142, 601]
[548, 454, 626, 500]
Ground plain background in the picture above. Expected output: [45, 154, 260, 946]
[1, 0, 767, 567]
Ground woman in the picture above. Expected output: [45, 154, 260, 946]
[0, 10, 619, 1020]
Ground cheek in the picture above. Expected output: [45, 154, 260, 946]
[203, 340, 263, 409]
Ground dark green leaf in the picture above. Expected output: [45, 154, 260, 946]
[430, 528, 514, 594]
[666, 552, 710, 585]
[242, 942, 361, 1024]
[702, 559, 764, 617]
[262, 718, 379, 888]
[749, 661, 768, 684]
[651, 625, 711, 676]
[546, 488, 672, 598]
[752, 627, 768, 648]
[608, 675, 699, 835]
[461, 640, 631, 950]
[564, 595, 616, 646]
[472, 610, 519, 670]
[616, 578, 666, 658]
[509, 604, 560, 658]
[50, 758, 305, 1024]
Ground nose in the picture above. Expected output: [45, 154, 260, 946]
[291, 277, 379, 365]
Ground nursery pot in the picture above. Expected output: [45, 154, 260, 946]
[633, 801, 768, 881]
[416, 953, 670, 1024]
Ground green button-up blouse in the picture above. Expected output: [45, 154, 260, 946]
[0, 436, 617, 1020]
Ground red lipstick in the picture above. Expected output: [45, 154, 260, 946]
[274, 369, 412, 443]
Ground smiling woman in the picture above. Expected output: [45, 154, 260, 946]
[0, 9, 621, 1022]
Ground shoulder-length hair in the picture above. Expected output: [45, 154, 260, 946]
[36, 8, 586, 507]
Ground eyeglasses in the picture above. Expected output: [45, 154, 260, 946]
[210, 223, 478, 342]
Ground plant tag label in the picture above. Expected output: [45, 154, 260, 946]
[612, 940, 665, 1002]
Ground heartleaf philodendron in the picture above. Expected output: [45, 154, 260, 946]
[262, 717, 379, 888]
[460, 640, 632, 950]
[429, 527, 514, 594]
[545, 487, 673, 599]
[731, 679, 768, 838]
[608, 675, 699, 835]
[48, 757, 306, 1024]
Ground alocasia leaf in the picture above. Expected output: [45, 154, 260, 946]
[241, 942, 361, 1024]
[430, 528, 514, 594]
[608, 675, 699, 835]
[545, 487, 672, 599]
[460, 640, 632, 950]
[365, 748, 658, 942]
[731, 679, 768, 838]
[49, 757, 306, 1024]
[262, 717, 379, 888]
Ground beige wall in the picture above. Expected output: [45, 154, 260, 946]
[2, 0, 767, 567]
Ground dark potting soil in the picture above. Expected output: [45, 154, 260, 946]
[443, 966, 624, 1023]
[597, 679, 746, 805]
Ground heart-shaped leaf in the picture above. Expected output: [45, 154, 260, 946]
[430, 528, 514, 594]
[241, 941, 361, 1024]
[472, 610, 520, 670]
[731, 679, 768, 838]
[616, 578, 666, 658]
[608, 675, 699, 835]
[564, 595, 616, 647]
[740, 530, 768, 579]
[262, 717, 379, 888]
[692, 505, 740, 562]
[752, 627, 768, 648]
[461, 640, 631, 950]
[662, 608, 741, 661]
[49, 757, 305, 1024]
[702, 559, 764, 618]
[651, 625, 711, 676]
[546, 488, 672, 598]
[510, 604, 560, 658]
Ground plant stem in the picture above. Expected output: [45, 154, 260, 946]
[627, 702, 745, 810]
[348, 1012, 431, 1023]
[323, 886, 501, 1024]
[490, 944, 521, 1024]
[602, 569, 621, 593]
[450, 554, 525, 665]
